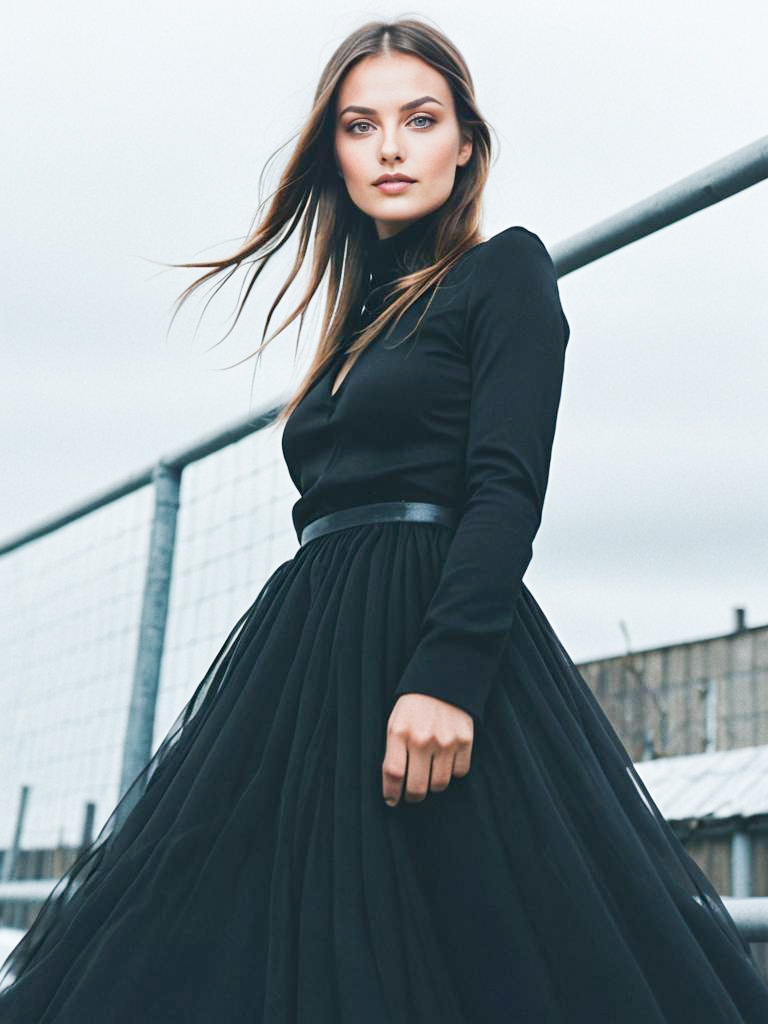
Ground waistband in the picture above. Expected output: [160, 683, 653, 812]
[299, 500, 460, 546]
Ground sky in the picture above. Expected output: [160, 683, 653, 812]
[1, 0, 767, 665]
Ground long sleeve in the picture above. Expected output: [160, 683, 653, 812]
[391, 226, 570, 725]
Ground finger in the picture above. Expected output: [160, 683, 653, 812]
[429, 748, 455, 792]
[382, 731, 407, 806]
[404, 745, 432, 803]
[452, 736, 473, 777]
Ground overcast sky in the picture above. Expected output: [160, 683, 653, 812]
[2, 0, 766, 664]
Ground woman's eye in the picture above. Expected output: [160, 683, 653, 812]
[346, 114, 435, 135]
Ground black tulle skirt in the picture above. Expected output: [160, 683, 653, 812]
[2, 519, 768, 1022]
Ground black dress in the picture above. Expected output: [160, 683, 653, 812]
[2, 212, 768, 1023]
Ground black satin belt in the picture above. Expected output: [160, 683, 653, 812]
[300, 500, 460, 546]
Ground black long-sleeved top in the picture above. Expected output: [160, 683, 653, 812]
[281, 211, 570, 724]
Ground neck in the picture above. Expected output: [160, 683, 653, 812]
[364, 209, 441, 290]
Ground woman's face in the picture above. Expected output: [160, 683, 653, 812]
[334, 52, 472, 240]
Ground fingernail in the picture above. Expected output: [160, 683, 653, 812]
[385, 798, 396, 807]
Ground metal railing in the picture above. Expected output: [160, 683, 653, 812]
[1, 134, 767, 940]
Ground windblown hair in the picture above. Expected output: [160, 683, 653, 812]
[170, 16, 495, 428]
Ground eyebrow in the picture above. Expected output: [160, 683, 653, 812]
[338, 95, 444, 118]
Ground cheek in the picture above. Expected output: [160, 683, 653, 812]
[421, 134, 460, 178]
[335, 133, 366, 166]
[336, 136, 366, 182]
[335, 135, 350, 173]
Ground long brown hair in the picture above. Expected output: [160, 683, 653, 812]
[169, 17, 495, 428]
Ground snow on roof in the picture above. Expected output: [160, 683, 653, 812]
[633, 743, 768, 822]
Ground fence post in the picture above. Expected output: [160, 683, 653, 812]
[1, 785, 29, 883]
[114, 461, 181, 829]
[731, 828, 753, 898]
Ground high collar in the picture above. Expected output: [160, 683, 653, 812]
[363, 209, 441, 291]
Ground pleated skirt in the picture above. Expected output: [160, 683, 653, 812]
[2, 519, 768, 1023]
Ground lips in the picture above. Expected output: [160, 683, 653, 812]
[373, 175, 415, 185]
[374, 178, 415, 194]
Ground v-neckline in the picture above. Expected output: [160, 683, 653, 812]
[328, 297, 372, 404]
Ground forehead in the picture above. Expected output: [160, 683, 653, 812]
[336, 52, 449, 110]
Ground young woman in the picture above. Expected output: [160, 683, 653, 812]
[2, 17, 768, 1023]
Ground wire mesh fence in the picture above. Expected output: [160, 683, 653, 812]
[0, 421, 298, 893]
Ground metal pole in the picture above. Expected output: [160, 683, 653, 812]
[731, 828, 753, 898]
[551, 135, 768, 276]
[1, 785, 29, 883]
[114, 461, 181, 829]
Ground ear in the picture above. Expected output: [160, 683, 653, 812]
[457, 130, 473, 169]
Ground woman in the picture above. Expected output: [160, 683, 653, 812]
[2, 16, 768, 1023]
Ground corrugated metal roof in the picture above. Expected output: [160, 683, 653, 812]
[633, 743, 768, 821]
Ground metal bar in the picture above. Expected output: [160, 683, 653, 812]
[0, 786, 28, 883]
[549, 135, 768, 276]
[0, 467, 155, 557]
[731, 830, 753, 898]
[112, 462, 181, 829]
[722, 897, 768, 943]
[0, 404, 282, 558]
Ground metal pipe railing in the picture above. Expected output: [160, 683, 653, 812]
[549, 135, 768, 275]
[723, 898, 768, 943]
[2, 134, 768, 946]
